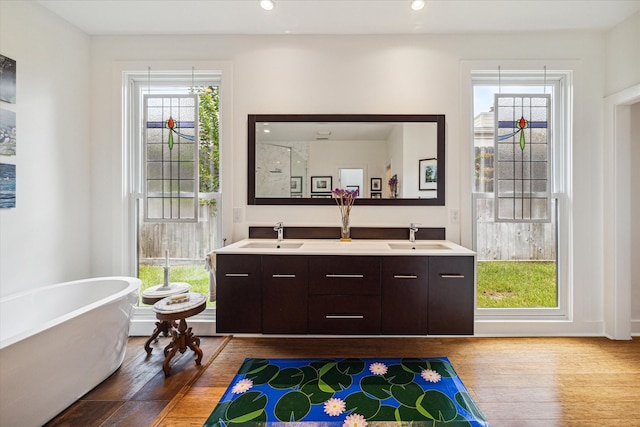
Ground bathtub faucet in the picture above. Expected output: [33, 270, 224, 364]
[274, 222, 284, 242]
[409, 223, 420, 243]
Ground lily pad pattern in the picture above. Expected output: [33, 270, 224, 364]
[204, 357, 489, 426]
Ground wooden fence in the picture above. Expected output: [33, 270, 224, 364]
[138, 205, 218, 262]
[475, 198, 556, 261]
[138, 200, 554, 263]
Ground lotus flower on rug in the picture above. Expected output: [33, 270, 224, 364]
[204, 357, 489, 426]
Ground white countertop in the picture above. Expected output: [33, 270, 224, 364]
[213, 238, 475, 256]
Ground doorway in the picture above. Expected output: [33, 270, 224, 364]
[338, 168, 364, 197]
[604, 84, 640, 339]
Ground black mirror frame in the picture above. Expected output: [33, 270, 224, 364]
[248, 114, 445, 206]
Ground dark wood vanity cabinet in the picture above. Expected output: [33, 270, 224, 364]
[262, 255, 309, 333]
[215, 254, 262, 333]
[381, 257, 429, 334]
[427, 256, 475, 335]
[215, 252, 474, 335]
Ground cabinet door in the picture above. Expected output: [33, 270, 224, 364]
[262, 255, 308, 333]
[309, 256, 381, 295]
[216, 254, 262, 333]
[428, 256, 475, 335]
[381, 256, 428, 334]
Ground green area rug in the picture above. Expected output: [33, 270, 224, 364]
[204, 357, 489, 426]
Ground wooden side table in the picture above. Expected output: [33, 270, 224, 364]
[153, 292, 206, 376]
[141, 282, 191, 355]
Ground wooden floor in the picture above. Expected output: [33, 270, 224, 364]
[45, 335, 230, 427]
[151, 336, 640, 427]
[44, 335, 640, 426]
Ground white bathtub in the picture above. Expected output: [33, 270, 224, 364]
[0, 276, 140, 427]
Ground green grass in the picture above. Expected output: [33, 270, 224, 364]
[139, 261, 555, 309]
[139, 264, 214, 307]
[477, 261, 557, 308]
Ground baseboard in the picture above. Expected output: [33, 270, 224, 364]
[129, 315, 217, 337]
[129, 319, 637, 339]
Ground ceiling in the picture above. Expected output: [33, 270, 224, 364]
[257, 121, 397, 142]
[35, 0, 640, 36]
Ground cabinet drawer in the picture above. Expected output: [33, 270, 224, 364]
[262, 255, 308, 334]
[309, 256, 381, 295]
[216, 254, 262, 278]
[309, 295, 380, 334]
[428, 256, 474, 335]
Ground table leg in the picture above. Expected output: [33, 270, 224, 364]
[187, 333, 203, 366]
[162, 318, 203, 376]
[162, 331, 179, 377]
[144, 320, 175, 356]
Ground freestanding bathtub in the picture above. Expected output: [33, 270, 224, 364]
[0, 276, 140, 427]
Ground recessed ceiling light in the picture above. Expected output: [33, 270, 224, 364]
[260, 0, 275, 11]
[411, 0, 425, 11]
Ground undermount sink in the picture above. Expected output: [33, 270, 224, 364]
[240, 241, 303, 249]
[388, 242, 451, 250]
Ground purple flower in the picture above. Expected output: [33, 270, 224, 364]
[332, 188, 358, 219]
[332, 188, 358, 199]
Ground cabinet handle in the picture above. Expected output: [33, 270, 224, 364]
[225, 273, 249, 277]
[326, 315, 364, 319]
[272, 274, 296, 278]
[325, 274, 364, 278]
[440, 274, 465, 279]
[394, 274, 418, 279]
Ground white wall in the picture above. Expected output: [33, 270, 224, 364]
[402, 122, 438, 198]
[603, 12, 640, 337]
[308, 139, 387, 196]
[89, 31, 610, 335]
[2, 1, 633, 336]
[0, 2, 91, 297]
[605, 11, 640, 96]
[631, 103, 640, 328]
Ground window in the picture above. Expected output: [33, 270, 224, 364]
[126, 71, 222, 308]
[143, 94, 199, 222]
[472, 70, 571, 318]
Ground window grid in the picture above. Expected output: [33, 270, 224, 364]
[494, 93, 551, 223]
[143, 94, 199, 222]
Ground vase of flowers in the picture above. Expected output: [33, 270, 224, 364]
[388, 174, 398, 198]
[332, 187, 358, 241]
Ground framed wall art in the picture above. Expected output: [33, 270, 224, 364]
[310, 176, 332, 193]
[290, 176, 302, 194]
[0, 108, 16, 156]
[371, 177, 382, 191]
[0, 55, 16, 104]
[0, 163, 16, 208]
[419, 158, 437, 191]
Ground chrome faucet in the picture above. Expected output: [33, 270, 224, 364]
[409, 223, 419, 243]
[274, 222, 284, 242]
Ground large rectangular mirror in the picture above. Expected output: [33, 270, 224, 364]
[248, 114, 445, 206]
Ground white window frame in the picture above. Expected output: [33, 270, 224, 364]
[120, 64, 232, 335]
[470, 69, 573, 321]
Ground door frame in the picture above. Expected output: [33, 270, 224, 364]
[603, 83, 640, 339]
